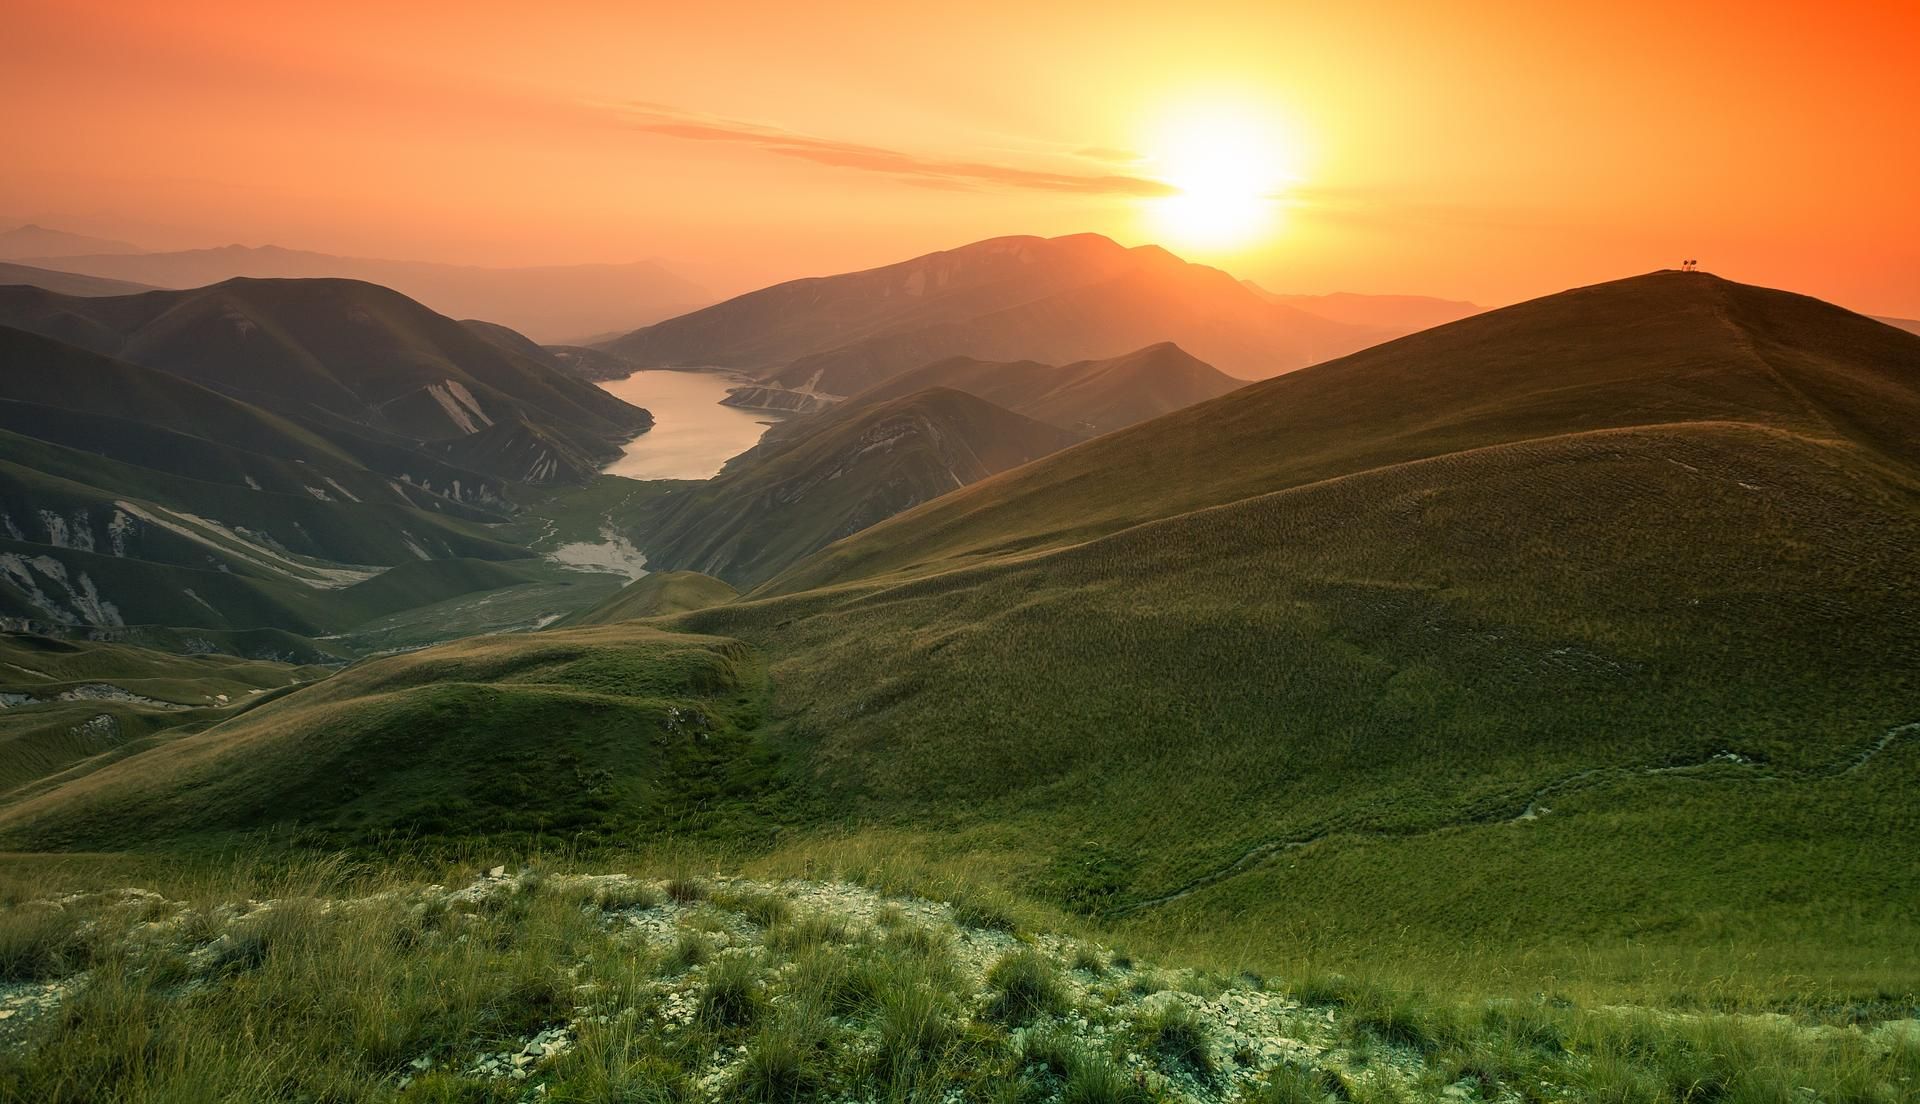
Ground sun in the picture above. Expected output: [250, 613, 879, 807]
[1145, 109, 1294, 253]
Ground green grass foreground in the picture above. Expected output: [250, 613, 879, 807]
[1, 851, 1913, 1103]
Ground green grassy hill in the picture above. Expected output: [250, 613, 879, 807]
[0, 278, 651, 484]
[668, 272, 1917, 984]
[0, 624, 786, 850]
[842, 342, 1244, 435]
[560, 570, 739, 626]
[634, 388, 1085, 588]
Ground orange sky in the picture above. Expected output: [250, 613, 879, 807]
[5, 0, 1917, 315]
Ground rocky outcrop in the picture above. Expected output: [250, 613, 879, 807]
[718, 385, 836, 415]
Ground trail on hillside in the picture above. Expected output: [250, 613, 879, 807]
[1107, 722, 1918, 918]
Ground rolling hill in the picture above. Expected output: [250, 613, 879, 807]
[19, 244, 711, 342]
[663, 271, 1916, 966]
[605, 234, 1384, 396]
[557, 570, 739, 626]
[633, 388, 1084, 588]
[0, 278, 652, 484]
[0, 261, 154, 297]
[835, 342, 1243, 435]
[0, 325, 612, 639]
[4, 269, 1917, 1005]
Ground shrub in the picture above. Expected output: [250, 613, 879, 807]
[697, 953, 764, 1029]
[715, 889, 793, 928]
[662, 931, 711, 974]
[592, 880, 663, 912]
[731, 1020, 824, 1102]
[0, 904, 87, 981]
[1248, 1062, 1347, 1103]
[985, 949, 1068, 1023]
[665, 877, 708, 904]
[1142, 1001, 1215, 1079]
[766, 913, 852, 954]
[949, 890, 1018, 933]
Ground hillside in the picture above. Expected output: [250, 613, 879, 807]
[841, 342, 1243, 435]
[0, 326, 624, 639]
[0, 624, 777, 849]
[0, 279, 652, 484]
[606, 234, 1382, 395]
[645, 271, 1920, 973]
[1876, 314, 1920, 337]
[636, 388, 1083, 588]
[0, 262, 153, 297]
[559, 570, 739, 626]
[19, 244, 710, 342]
[771, 271, 1920, 592]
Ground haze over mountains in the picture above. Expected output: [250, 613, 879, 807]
[604, 233, 1417, 395]
[5, 232, 711, 343]
[0, 224, 142, 260]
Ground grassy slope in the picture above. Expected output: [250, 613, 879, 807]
[559, 570, 739, 627]
[826, 342, 1245, 436]
[0, 632, 327, 798]
[769, 271, 1920, 593]
[0, 625, 810, 851]
[637, 388, 1084, 588]
[656, 273, 1920, 987]
[0, 280, 651, 484]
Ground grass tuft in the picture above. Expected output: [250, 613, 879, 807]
[985, 948, 1068, 1024]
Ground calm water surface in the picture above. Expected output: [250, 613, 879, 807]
[597, 370, 782, 480]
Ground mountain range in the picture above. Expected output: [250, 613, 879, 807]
[0, 278, 652, 485]
[10, 239, 710, 342]
[0, 223, 142, 259]
[604, 234, 1403, 395]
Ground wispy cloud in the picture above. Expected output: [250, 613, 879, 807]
[602, 102, 1176, 198]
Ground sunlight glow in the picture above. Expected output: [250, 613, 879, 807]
[1145, 108, 1295, 252]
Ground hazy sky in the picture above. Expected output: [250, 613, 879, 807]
[6, 0, 1916, 314]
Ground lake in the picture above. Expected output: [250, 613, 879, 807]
[595, 369, 783, 480]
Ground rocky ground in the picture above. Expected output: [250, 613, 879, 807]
[2, 868, 1913, 1102]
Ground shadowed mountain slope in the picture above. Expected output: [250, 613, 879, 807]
[0, 279, 652, 484]
[0, 326, 550, 635]
[0, 262, 154, 297]
[635, 388, 1083, 588]
[769, 271, 1920, 594]
[841, 342, 1243, 435]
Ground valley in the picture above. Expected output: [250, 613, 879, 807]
[0, 238, 1915, 1101]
